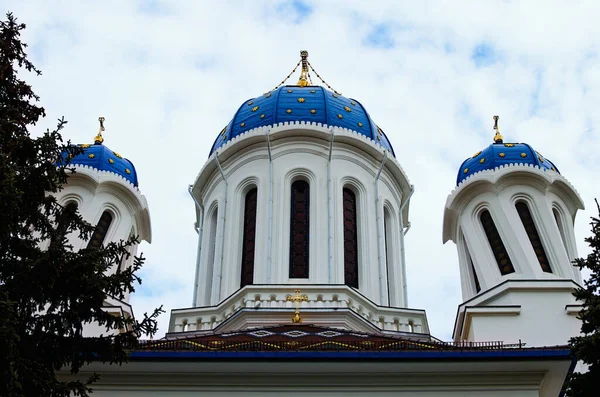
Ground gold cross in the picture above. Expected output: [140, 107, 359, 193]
[493, 115, 503, 143]
[297, 50, 309, 87]
[286, 289, 308, 323]
[94, 116, 105, 144]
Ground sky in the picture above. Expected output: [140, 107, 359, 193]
[5, 0, 600, 340]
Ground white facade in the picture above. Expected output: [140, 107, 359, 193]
[443, 163, 584, 346]
[175, 122, 416, 335]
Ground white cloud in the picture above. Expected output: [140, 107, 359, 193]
[5, 0, 600, 340]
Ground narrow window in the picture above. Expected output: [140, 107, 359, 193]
[516, 202, 552, 273]
[205, 208, 218, 304]
[480, 210, 515, 275]
[240, 188, 258, 287]
[463, 239, 481, 293]
[87, 210, 113, 249]
[343, 188, 358, 288]
[289, 180, 309, 278]
[553, 208, 569, 255]
[53, 202, 78, 246]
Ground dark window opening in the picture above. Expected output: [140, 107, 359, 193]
[289, 180, 309, 278]
[343, 188, 359, 288]
[480, 210, 515, 275]
[88, 210, 113, 249]
[240, 188, 258, 287]
[516, 202, 552, 273]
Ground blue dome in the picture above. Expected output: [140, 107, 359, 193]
[209, 85, 395, 156]
[457, 142, 560, 185]
[65, 143, 139, 187]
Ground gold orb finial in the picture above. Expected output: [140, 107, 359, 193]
[296, 50, 310, 87]
[493, 115, 503, 143]
[94, 116, 105, 144]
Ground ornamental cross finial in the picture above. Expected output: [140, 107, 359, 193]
[493, 115, 503, 143]
[286, 289, 308, 323]
[94, 116, 105, 144]
[297, 50, 310, 87]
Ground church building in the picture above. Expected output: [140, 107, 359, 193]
[60, 51, 584, 396]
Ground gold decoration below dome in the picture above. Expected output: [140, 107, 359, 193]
[81, 144, 91, 148]
[260, 114, 265, 119]
[310, 90, 316, 93]
[108, 158, 114, 164]
[538, 156, 544, 162]
[479, 158, 485, 164]
[472, 151, 481, 158]
[504, 143, 514, 147]
[287, 89, 293, 93]
[88, 154, 95, 159]
[464, 168, 469, 174]
[350, 101, 356, 106]
[310, 109, 316, 114]
[125, 168, 131, 174]
[265, 92, 271, 98]
[521, 153, 527, 157]
[499, 153, 505, 157]
[357, 122, 363, 127]
[337, 114, 343, 119]
[247, 101, 253, 106]
[286, 109, 292, 114]
[240, 122, 245, 127]
[344, 106, 351, 112]
[297, 98, 305, 103]
[252, 106, 259, 112]
[286, 289, 308, 323]
[113, 151, 122, 159]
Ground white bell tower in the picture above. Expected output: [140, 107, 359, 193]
[443, 117, 584, 346]
[53, 118, 151, 335]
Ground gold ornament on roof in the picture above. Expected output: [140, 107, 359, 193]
[297, 98, 305, 103]
[297, 50, 310, 87]
[286, 289, 309, 323]
[493, 115, 503, 143]
[94, 117, 105, 144]
[88, 154, 95, 159]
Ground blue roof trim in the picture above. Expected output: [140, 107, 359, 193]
[208, 85, 395, 156]
[130, 348, 571, 360]
[65, 143, 139, 187]
[457, 142, 560, 185]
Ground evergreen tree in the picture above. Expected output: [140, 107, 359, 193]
[568, 199, 600, 396]
[0, 13, 162, 397]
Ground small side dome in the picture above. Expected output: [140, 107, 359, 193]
[66, 143, 139, 187]
[63, 117, 139, 186]
[457, 116, 559, 185]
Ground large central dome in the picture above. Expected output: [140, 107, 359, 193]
[209, 51, 395, 157]
[209, 85, 394, 156]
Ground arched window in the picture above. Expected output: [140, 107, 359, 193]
[553, 208, 569, 256]
[87, 210, 113, 249]
[289, 180, 309, 278]
[343, 188, 358, 288]
[205, 208, 218, 304]
[480, 210, 515, 275]
[240, 188, 258, 287]
[516, 202, 552, 273]
[53, 201, 78, 246]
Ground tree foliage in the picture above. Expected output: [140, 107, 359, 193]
[568, 199, 600, 396]
[0, 13, 162, 397]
